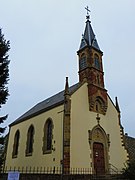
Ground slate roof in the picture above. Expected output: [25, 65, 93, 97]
[124, 135, 135, 163]
[10, 83, 80, 126]
[79, 19, 100, 51]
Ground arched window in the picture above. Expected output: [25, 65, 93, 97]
[96, 74, 100, 86]
[26, 125, 34, 156]
[43, 119, 53, 154]
[94, 54, 100, 69]
[94, 97, 104, 113]
[12, 130, 20, 158]
[79, 54, 87, 70]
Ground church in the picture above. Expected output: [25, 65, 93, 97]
[5, 10, 129, 175]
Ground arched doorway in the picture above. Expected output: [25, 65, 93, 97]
[88, 124, 110, 175]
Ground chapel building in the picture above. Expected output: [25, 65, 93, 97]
[5, 12, 128, 175]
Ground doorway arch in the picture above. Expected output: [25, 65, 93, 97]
[88, 125, 110, 174]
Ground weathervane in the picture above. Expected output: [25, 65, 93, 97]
[85, 6, 90, 20]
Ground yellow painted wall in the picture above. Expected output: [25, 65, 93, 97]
[70, 82, 128, 171]
[5, 82, 128, 172]
[5, 105, 64, 170]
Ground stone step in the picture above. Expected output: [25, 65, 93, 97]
[92, 174, 124, 180]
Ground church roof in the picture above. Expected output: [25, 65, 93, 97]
[79, 18, 100, 51]
[10, 83, 80, 126]
[125, 135, 135, 163]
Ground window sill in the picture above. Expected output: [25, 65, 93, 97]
[43, 150, 52, 154]
[25, 153, 32, 157]
[12, 155, 17, 159]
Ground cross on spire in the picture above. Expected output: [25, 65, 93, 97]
[85, 6, 90, 20]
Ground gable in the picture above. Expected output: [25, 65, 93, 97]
[107, 94, 119, 113]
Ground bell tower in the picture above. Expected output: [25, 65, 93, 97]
[77, 7, 108, 115]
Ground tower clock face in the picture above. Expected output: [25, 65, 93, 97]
[80, 56, 87, 70]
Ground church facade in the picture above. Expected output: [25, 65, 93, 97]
[5, 12, 128, 175]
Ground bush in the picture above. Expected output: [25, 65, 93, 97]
[123, 161, 135, 179]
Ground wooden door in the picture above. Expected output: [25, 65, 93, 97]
[93, 142, 105, 175]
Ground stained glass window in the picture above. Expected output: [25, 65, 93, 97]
[12, 130, 20, 158]
[46, 120, 52, 150]
[43, 119, 53, 154]
[26, 125, 34, 155]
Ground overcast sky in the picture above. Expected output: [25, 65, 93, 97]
[1, 0, 135, 137]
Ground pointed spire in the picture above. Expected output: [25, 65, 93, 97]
[64, 77, 71, 115]
[115, 97, 120, 113]
[64, 77, 69, 96]
[79, 8, 100, 51]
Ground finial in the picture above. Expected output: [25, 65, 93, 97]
[115, 97, 120, 113]
[96, 114, 100, 125]
[64, 77, 69, 96]
[85, 6, 90, 20]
